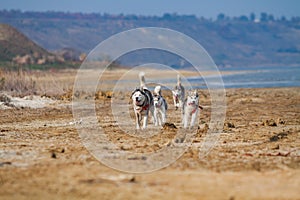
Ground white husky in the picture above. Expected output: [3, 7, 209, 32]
[182, 90, 200, 129]
[172, 75, 185, 110]
[153, 86, 168, 126]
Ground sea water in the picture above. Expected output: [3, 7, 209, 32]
[188, 66, 300, 89]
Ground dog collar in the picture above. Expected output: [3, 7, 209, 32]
[174, 96, 179, 103]
[142, 104, 149, 110]
[192, 108, 197, 114]
[187, 103, 197, 113]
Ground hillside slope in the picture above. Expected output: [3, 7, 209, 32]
[1, 11, 300, 67]
[0, 23, 51, 61]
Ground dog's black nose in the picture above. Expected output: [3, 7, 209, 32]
[136, 97, 139, 101]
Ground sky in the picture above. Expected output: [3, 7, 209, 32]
[0, 0, 299, 19]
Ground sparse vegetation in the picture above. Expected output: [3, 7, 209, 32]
[0, 68, 75, 97]
[0, 69, 36, 96]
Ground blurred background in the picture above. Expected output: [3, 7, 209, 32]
[0, 0, 299, 93]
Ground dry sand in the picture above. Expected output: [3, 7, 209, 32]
[0, 69, 299, 200]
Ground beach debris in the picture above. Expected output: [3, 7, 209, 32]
[262, 119, 277, 126]
[0, 161, 12, 167]
[163, 122, 177, 130]
[127, 156, 147, 160]
[174, 133, 186, 143]
[276, 118, 285, 125]
[101, 174, 136, 182]
[68, 119, 82, 125]
[120, 145, 133, 151]
[0, 93, 55, 109]
[259, 151, 291, 157]
[224, 121, 235, 128]
[269, 132, 288, 142]
[79, 174, 136, 185]
[197, 123, 209, 133]
[0, 93, 11, 103]
[51, 152, 57, 159]
[95, 91, 113, 99]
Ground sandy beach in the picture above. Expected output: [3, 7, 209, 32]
[0, 69, 299, 200]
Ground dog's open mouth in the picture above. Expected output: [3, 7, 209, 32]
[155, 103, 161, 108]
[135, 100, 142, 105]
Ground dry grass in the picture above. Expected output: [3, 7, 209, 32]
[0, 69, 76, 97]
[0, 67, 232, 98]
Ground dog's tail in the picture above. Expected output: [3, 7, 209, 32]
[139, 72, 146, 88]
[154, 85, 161, 96]
[177, 74, 182, 85]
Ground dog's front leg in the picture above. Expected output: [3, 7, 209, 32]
[157, 111, 162, 126]
[183, 113, 189, 129]
[136, 113, 141, 130]
[179, 99, 183, 109]
[154, 109, 159, 126]
[161, 109, 166, 125]
[190, 109, 198, 128]
[173, 97, 178, 110]
[142, 115, 148, 129]
[150, 106, 156, 125]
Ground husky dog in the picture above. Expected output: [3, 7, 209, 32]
[172, 75, 185, 110]
[183, 90, 200, 129]
[131, 72, 154, 129]
[153, 86, 168, 126]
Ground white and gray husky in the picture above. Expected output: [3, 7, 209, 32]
[172, 75, 185, 110]
[153, 85, 168, 126]
[182, 90, 201, 129]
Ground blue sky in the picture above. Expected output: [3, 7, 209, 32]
[0, 0, 299, 19]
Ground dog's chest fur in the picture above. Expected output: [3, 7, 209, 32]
[185, 103, 198, 114]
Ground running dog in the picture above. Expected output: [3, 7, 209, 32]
[153, 86, 168, 126]
[182, 90, 202, 129]
[172, 75, 185, 110]
[131, 72, 154, 129]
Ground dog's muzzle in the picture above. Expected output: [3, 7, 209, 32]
[154, 102, 161, 108]
[188, 101, 196, 105]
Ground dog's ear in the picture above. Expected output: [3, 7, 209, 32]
[140, 88, 147, 96]
[130, 88, 138, 99]
[194, 90, 199, 97]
